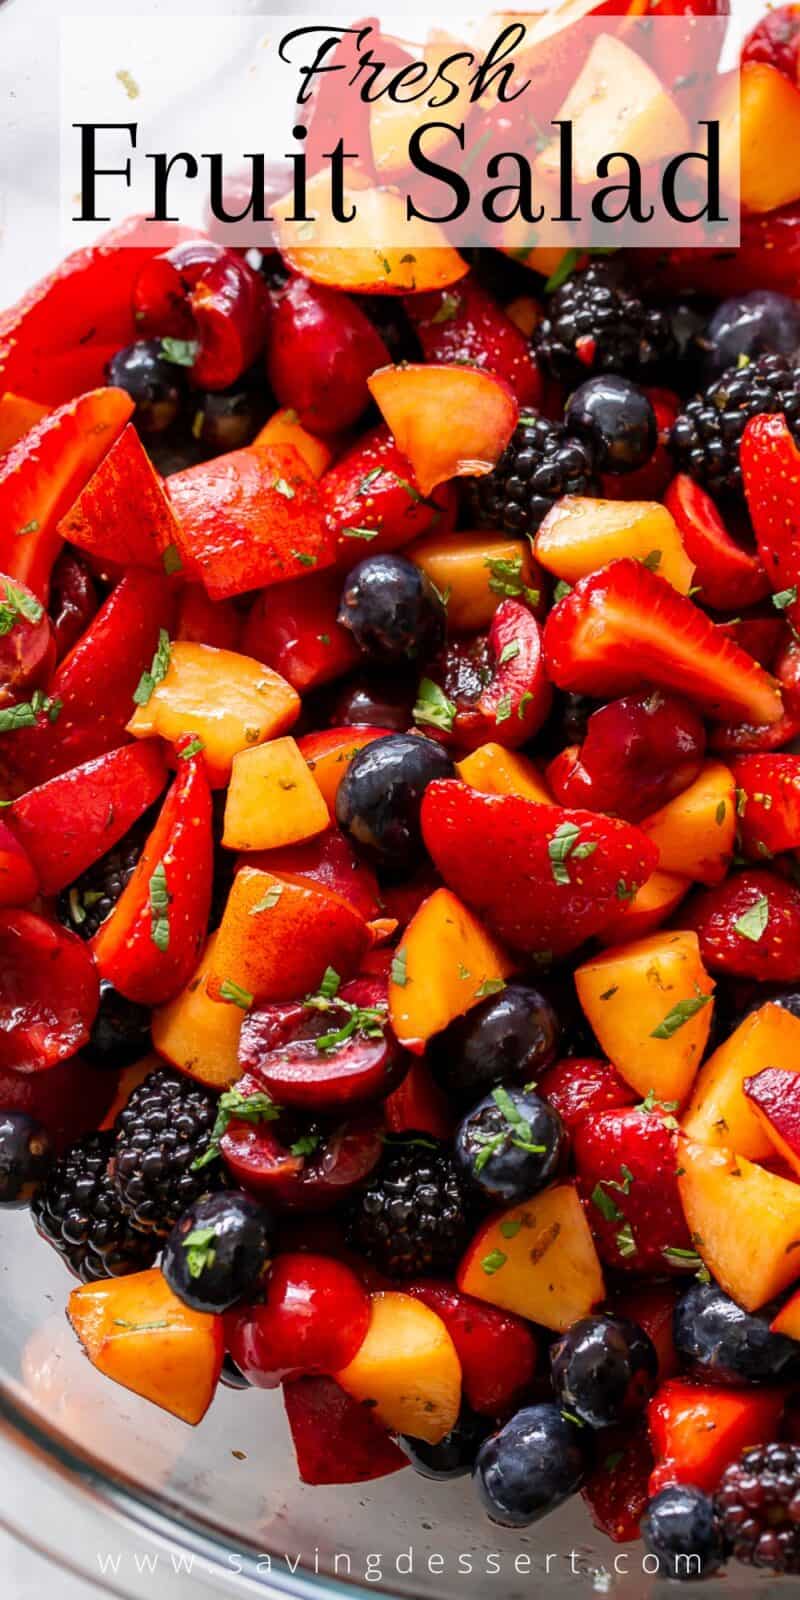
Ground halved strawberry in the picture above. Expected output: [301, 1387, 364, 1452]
[731, 753, 800, 857]
[538, 1056, 637, 1132]
[648, 1379, 786, 1496]
[543, 558, 783, 726]
[420, 782, 658, 957]
[664, 474, 770, 612]
[683, 866, 800, 980]
[573, 1105, 694, 1275]
[742, 413, 800, 634]
[403, 275, 542, 409]
[710, 640, 800, 752]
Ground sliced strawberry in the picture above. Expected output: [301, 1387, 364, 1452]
[648, 1379, 786, 1496]
[731, 754, 800, 857]
[582, 1421, 654, 1544]
[742, 413, 800, 636]
[403, 275, 542, 408]
[321, 424, 456, 563]
[573, 1106, 694, 1275]
[543, 558, 784, 727]
[682, 866, 800, 981]
[716, 612, 785, 670]
[664, 475, 770, 612]
[420, 782, 658, 957]
[538, 1056, 638, 1133]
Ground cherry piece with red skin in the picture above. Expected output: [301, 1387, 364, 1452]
[573, 1106, 694, 1275]
[428, 598, 551, 753]
[547, 690, 706, 823]
[331, 674, 416, 732]
[220, 1080, 384, 1210]
[683, 868, 800, 982]
[48, 550, 98, 663]
[239, 977, 408, 1113]
[224, 1251, 370, 1388]
[0, 572, 55, 708]
[132, 240, 270, 389]
[322, 424, 457, 563]
[267, 277, 390, 435]
[0, 819, 39, 907]
[404, 1280, 537, 1419]
[0, 1054, 119, 1152]
[742, 4, 800, 81]
[283, 1375, 409, 1485]
[0, 909, 99, 1074]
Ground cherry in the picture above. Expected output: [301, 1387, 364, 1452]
[132, 241, 270, 389]
[220, 1081, 383, 1210]
[266, 277, 390, 434]
[224, 1252, 371, 1387]
[48, 550, 98, 663]
[0, 574, 55, 707]
[239, 977, 408, 1112]
[0, 910, 99, 1072]
[0, 1054, 118, 1151]
[547, 689, 706, 822]
[405, 1281, 537, 1418]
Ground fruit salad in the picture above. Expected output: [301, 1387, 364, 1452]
[6, 3, 800, 1583]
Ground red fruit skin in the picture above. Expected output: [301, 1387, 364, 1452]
[282, 1375, 408, 1485]
[56, 423, 181, 573]
[377, 864, 442, 932]
[543, 558, 783, 727]
[239, 976, 406, 1112]
[404, 1280, 536, 1419]
[9, 743, 168, 895]
[0, 909, 99, 1073]
[731, 754, 800, 858]
[664, 475, 770, 612]
[683, 868, 800, 981]
[582, 1420, 654, 1544]
[742, 4, 800, 80]
[573, 1108, 694, 1274]
[49, 551, 99, 662]
[648, 1379, 786, 1496]
[241, 568, 359, 693]
[0, 1055, 117, 1150]
[550, 690, 706, 823]
[404, 276, 542, 408]
[717, 613, 785, 671]
[383, 1058, 453, 1141]
[421, 782, 658, 957]
[91, 755, 213, 1005]
[710, 706, 800, 756]
[224, 1252, 370, 1388]
[742, 414, 800, 637]
[638, 203, 800, 307]
[221, 1086, 383, 1211]
[538, 1057, 637, 1133]
[0, 573, 55, 707]
[612, 1281, 679, 1382]
[601, 390, 678, 504]
[190, 252, 270, 390]
[175, 584, 241, 652]
[243, 831, 381, 924]
[132, 239, 226, 338]
[0, 819, 38, 907]
[448, 600, 551, 753]
[0, 571, 175, 789]
[322, 424, 457, 563]
[167, 443, 335, 600]
[267, 278, 390, 434]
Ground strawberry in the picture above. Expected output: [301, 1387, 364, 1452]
[647, 1379, 786, 1496]
[420, 782, 658, 957]
[682, 867, 800, 981]
[572, 1105, 694, 1275]
[731, 754, 800, 857]
[716, 612, 785, 670]
[403, 275, 542, 409]
[664, 475, 770, 612]
[321, 423, 456, 563]
[582, 1420, 654, 1544]
[538, 1056, 637, 1133]
[543, 558, 784, 727]
[741, 413, 800, 636]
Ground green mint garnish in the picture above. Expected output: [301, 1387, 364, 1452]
[160, 337, 198, 367]
[481, 1248, 507, 1275]
[182, 1225, 216, 1279]
[391, 947, 408, 987]
[413, 678, 456, 734]
[148, 860, 170, 952]
[219, 978, 253, 1010]
[733, 894, 769, 943]
[191, 1088, 280, 1170]
[650, 987, 712, 1039]
[250, 883, 284, 914]
[133, 628, 171, 707]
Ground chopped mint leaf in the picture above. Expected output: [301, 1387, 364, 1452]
[733, 893, 769, 943]
[475, 977, 506, 999]
[148, 860, 170, 952]
[495, 694, 512, 724]
[219, 978, 253, 1010]
[481, 1248, 507, 1276]
[391, 948, 408, 987]
[544, 248, 581, 293]
[430, 292, 460, 324]
[773, 587, 798, 612]
[249, 883, 283, 914]
[342, 526, 379, 541]
[591, 1183, 623, 1223]
[160, 337, 198, 367]
[178, 736, 204, 760]
[182, 1225, 216, 1279]
[499, 1216, 522, 1240]
[615, 1221, 637, 1258]
[498, 640, 521, 666]
[413, 678, 456, 734]
[162, 543, 182, 575]
[273, 476, 295, 499]
[650, 989, 711, 1039]
[133, 628, 171, 706]
[319, 966, 341, 1000]
[191, 1088, 280, 1170]
[484, 553, 539, 607]
[552, 580, 572, 603]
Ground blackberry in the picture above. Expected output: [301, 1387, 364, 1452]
[32, 1131, 158, 1281]
[715, 1442, 800, 1573]
[471, 414, 595, 538]
[533, 260, 675, 383]
[57, 808, 155, 941]
[113, 1067, 221, 1236]
[671, 352, 800, 500]
[348, 1139, 470, 1277]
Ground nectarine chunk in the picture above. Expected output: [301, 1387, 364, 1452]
[456, 743, 552, 805]
[206, 866, 370, 1004]
[535, 498, 695, 596]
[677, 1137, 800, 1311]
[368, 364, 518, 497]
[223, 737, 330, 851]
[537, 32, 691, 185]
[68, 1268, 223, 1424]
[388, 887, 514, 1053]
[683, 1004, 800, 1160]
[596, 870, 691, 948]
[335, 1291, 461, 1445]
[151, 933, 243, 1090]
[299, 728, 392, 816]
[254, 408, 333, 478]
[575, 932, 715, 1106]
[640, 761, 736, 886]
[457, 1185, 605, 1332]
[408, 532, 540, 632]
[739, 63, 800, 214]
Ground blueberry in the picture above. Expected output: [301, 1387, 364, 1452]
[106, 340, 183, 434]
[455, 1086, 564, 1205]
[338, 554, 447, 665]
[335, 732, 454, 870]
[429, 984, 560, 1105]
[82, 981, 152, 1070]
[474, 1404, 588, 1527]
[399, 1407, 492, 1479]
[162, 1191, 276, 1313]
[191, 385, 265, 455]
[641, 1485, 727, 1581]
[703, 291, 800, 381]
[0, 1113, 51, 1202]
[747, 985, 800, 1023]
[550, 1314, 658, 1429]
[565, 375, 657, 473]
[673, 1281, 800, 1385]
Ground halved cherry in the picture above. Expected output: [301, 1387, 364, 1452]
[238, 977, 407, 1111]
[427, 598, 551, 752]
[267, 277, 390, 434]
[0, 819, 38, 907]
[0, 572, 55, 706]
[0, 909, 99, 1073]
[220, 1079, 383, 1210]
[133, 241, 270, 388]
[224, 1252, 370, 1388]
[0, 1054, 118, 1151]
[546, 690, 707, 822]
[48, 550, 98, 662]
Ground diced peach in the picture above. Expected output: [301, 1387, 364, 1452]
[299, 726, 394, 816]
[0, 392, 48, 453]
[575, 932, 715, 1106]
[223, 737, 330, 852]
[151, 933, 243, 1090]
[334, 1291, 461, 1445]
[596, 870, 691, 947]
[67, 1268, 223, 1424]
[206, 866, 370, 1004]
[537, 32, 691, 185]
[408, 531, 541, 632]
[368, 364, 518, 497]
[683, 1004, 800, 1160]
[456, 743, 552, 804]
[677, 1137, 800, 1311]
[388, 887, 515, 1054]
[254, 408, 334, 478]
[127, 641, 300, 786]
[640, 761, 736, 885]
[534, 498, 695, 596]
[370, 40, 472, 178]
[739, 63, 800, 213]
[457, 1185, 605, 1332]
